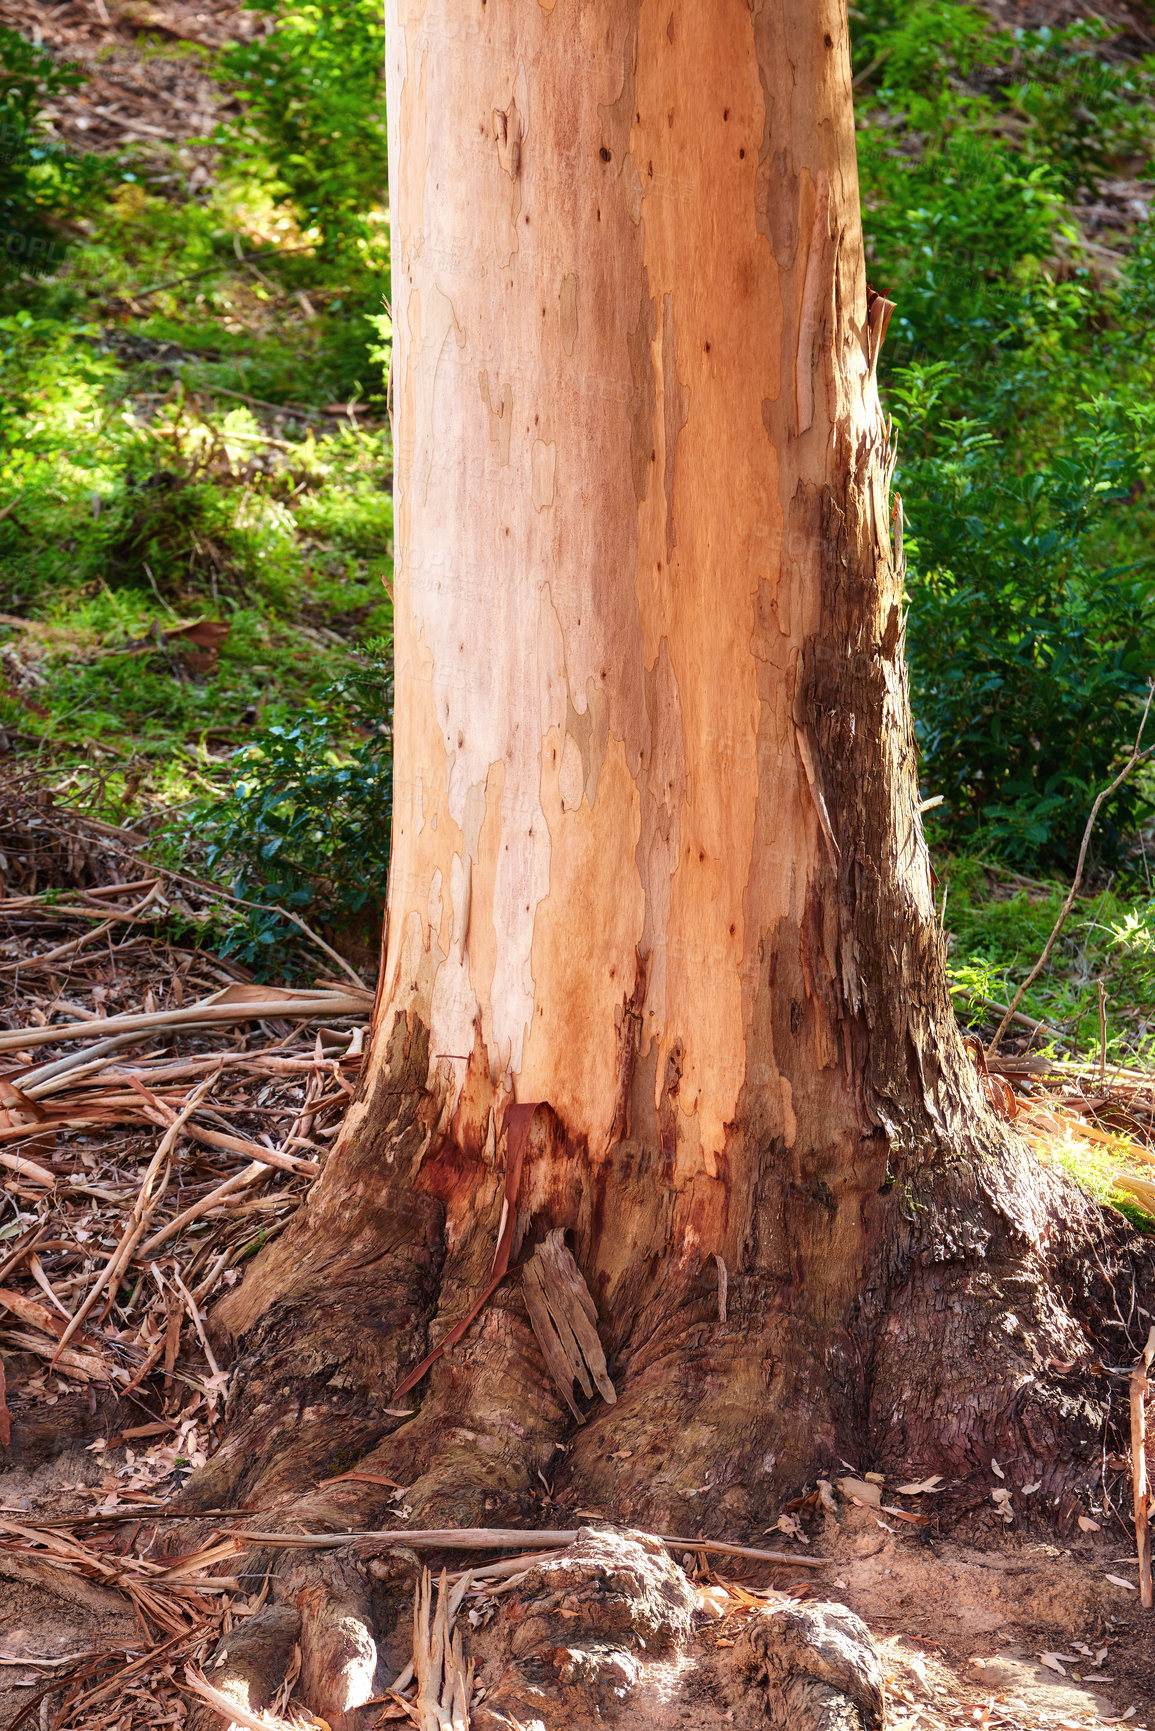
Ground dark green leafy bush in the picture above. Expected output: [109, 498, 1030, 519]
[852, 0, 1155, 865]
[180, 646, 392, 972]
[0, 27, 104, 281]
[898, 392, 1155, 861]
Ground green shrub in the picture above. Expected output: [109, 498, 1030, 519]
[178, 645, 392, 973]
[0, 27, 104, 282]
[852, 0, 1155, 865]
[220, 0, 388, 260]
[900, 392, 1155, 862]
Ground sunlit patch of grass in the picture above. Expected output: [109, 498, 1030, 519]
[1030, 1121, 1155, 1233]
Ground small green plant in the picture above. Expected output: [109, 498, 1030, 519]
[178, 644, 393, 973]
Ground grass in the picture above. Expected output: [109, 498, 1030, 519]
[0, 155, 392, 831]
[943, 849, 1155, 1229]
[941, 849, 1155, 1068]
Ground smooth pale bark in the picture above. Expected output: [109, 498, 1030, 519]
[378, 0, 908, 1150]
[349, 0, 978, 1299]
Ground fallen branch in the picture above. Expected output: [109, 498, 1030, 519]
[0, 989, 372, 1055]
[0, 1150, 57, 1187]
[987, 682, 1155, 1059]
[183, 1120, 321, 1175]
[182, 1665, 302, 1731]
[136, 1161, 269, 1260]
[226, 1525, 827, 1569]
[979, 998, 1073, 1051]
[0, 917, 117, 974]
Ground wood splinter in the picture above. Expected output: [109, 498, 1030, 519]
[411, 1565, 475, 1731]
[521, 1229, 616, 1424]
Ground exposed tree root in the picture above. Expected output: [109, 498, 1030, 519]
[184, 1604, 301, 1731]
[4, 1032, 1151, 1729]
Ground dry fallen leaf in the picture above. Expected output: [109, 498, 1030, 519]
[1077, 1514, 1101, 1532]
[1104, 1574, 1137, 1591]
[893, 1476, 944, 1495]
[837, 1475, 882, 1507]
[991, 1487, 1014, 1522]
[990, 1458, 1004, 1479]
[1038, 1653, 1068, 1676]
[770, 1513, 809, 1544]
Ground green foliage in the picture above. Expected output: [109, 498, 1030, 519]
[0, 27, 107, 281]
[853, 0, 1155, 865]
[178, 646, 392, 972]
[899, 394, 1155, 861]
[220, 0, 388, 260]
[941, 855, 1155, 1058]
[0, 0, 397, 984]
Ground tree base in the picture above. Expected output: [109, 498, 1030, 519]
[178, 1041, 1148, 1543]
[3, 1047, 1150, 1730]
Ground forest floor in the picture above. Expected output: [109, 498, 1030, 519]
[1, 1, 1154, 1728]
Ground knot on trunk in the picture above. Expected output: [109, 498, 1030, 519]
[736, 1600, 885, 1730]
[506, 1524, 697, 1650]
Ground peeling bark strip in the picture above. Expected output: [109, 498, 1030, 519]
[412, 1567, 474, 1731]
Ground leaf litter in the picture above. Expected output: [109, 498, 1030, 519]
[0, 790, 372, 1727]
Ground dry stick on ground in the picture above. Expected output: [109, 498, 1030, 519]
[0, 990, 372, 1055]
[980, 999, 1073, 1050]
[133, 241, 316, 299]
[135, 1162, 270, 1261]
[986, 681, 1155, 1058]
[231, 1527, 827, 1570]
[183, 1666, 296, 1731]
[52, 1076, 217, 1357]
[0, 917, 116, 974]
[1133, 1324, 1155, 1610]
[1, 786, 368, 987]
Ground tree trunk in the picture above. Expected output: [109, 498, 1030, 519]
[167, 2, 1148, 1721]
